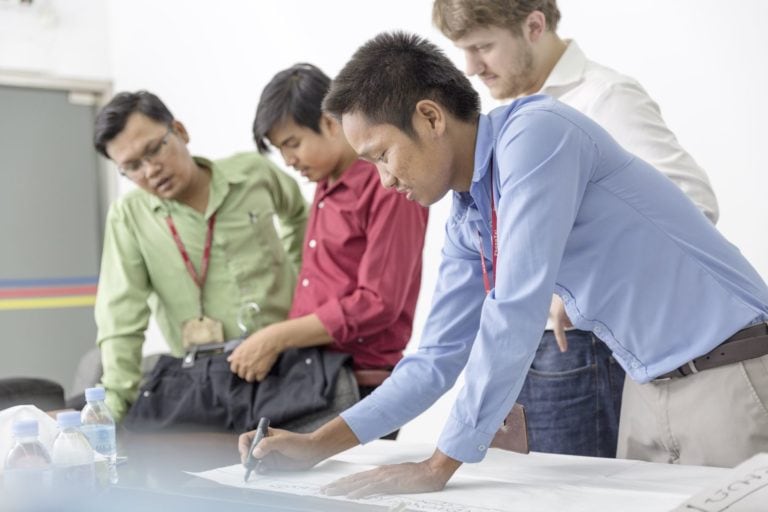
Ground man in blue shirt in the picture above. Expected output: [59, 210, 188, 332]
[238, 32, 768, 495]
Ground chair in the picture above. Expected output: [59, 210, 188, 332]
[0, 377, 65, 411]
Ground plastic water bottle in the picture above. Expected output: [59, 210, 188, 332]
[3, 419, 52, 507]
[80, 386, 118, 485]
[51, 410, 95, 493]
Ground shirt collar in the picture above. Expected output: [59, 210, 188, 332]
[148, 156, 240, 218]
[539, 39, 587, 92]
[317, 159, 373, 197]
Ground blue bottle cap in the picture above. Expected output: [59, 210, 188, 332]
[57, 410, 82, 429]
[84, 386, 106, 402]
[11, 419, 39, 438]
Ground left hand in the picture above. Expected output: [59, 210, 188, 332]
[227, 324, 285, 382]
[321, 449, 461, 499]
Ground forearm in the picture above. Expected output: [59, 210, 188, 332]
[309, 416, 361, 460]
[274, 314, 334, 350]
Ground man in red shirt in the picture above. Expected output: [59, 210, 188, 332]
[228, 63, 428, 422]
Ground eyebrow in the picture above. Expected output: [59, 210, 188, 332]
[277, 135, 298, 147]
[120, 137, 159, 166]
[355, 143, 377, 161]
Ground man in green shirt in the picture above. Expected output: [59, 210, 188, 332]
[92, 90, 308, 422]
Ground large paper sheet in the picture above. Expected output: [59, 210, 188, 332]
[189, 441, 728, 512]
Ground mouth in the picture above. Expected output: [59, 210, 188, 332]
[480, 74, 497, 86]
[153, 176, 173, 193]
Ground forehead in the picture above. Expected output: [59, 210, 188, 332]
[267, 117, 314, 144]
[453, 25, 518, 48]
[105, 112, 166, 161]
[340, 112, 405, 154]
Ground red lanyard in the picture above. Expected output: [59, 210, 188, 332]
[478, 166, 498, 294]
[166, 213, 216, 290]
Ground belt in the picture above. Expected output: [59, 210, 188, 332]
[656, 322, 768, 379]
[182, 339, 242, 368]
[354, 369, 392, 387]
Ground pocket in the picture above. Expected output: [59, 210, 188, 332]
[248, 208, 286, 265]
[741, 354, 768, 417]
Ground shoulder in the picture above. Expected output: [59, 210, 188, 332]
[214, 151, 279, 179]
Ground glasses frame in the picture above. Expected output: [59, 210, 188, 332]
[117, 126, 174, 177]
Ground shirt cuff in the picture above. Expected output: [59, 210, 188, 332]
[340, 395, 401, 443]
[437, 414, 495, 463]
[315, 299, 348, 343]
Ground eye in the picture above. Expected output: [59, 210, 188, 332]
[145, 140, 163, 158]
[284, 139, 300, 149]
[376, 151, 388, 163]
[123, 161, 142, 173]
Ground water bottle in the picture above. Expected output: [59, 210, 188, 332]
[3, 419, 52, 507]
[51, 411, 95, 493]
[80, 386, 118, 485]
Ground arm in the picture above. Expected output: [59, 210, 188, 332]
[438, 110, 594, 463]
[587, 81, 718, 223]
[95, 205, 152, 422]
[314, 185, 428, 345]
[264, 160, 308, 273]
[228, 313, 332, 382]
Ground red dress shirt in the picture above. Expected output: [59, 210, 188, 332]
[289, 160, 428, 370]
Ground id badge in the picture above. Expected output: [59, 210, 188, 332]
[181, 315, 225, 348]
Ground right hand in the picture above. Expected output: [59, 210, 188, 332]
[238, 427, 324, 471]
[238, 417, 361, 472]
[548, 295, 573, 352]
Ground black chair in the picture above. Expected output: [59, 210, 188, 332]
[0, 377, 65, 411]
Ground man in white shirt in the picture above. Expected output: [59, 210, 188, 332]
[433, 0, 719, 459]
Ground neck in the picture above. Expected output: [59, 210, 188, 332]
[527, 33, 568, 95]
[327, 144, 359, 186]
[178, 162, 211, 213]
[452, 116, 481, 193]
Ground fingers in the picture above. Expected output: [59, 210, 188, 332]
[238, 431, 254, 464]
[322, 468, 381, 496]
[554, 323, 568, 352]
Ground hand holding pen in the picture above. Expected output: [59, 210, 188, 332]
[243, 417, 270, 482]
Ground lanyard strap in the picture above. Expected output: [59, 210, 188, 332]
[478, 165, 498, 294]
[166, 214, 216, 314]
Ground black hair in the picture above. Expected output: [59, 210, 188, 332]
[93, 90, 174, 158]
[253, 63, 331, 153]
[322, 31, 480, 136]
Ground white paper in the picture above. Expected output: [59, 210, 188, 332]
[672, 453, 768, 512]
[189, 441, 729, 512]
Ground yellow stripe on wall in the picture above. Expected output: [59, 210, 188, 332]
[0, 295, 96, 310]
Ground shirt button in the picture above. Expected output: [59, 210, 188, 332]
[308, 239, 317, 249]
[357, 338, 364, 343]
[318, 201, 325, 209]
[305, 358, 313, 365]
[477, 444, 487, 452]
[302, 278, 309, 287]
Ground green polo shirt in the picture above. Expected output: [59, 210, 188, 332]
[95, 152, 308, 421]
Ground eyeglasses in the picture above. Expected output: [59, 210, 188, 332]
[117, 126, 173, 176]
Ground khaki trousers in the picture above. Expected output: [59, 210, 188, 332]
[617, 354, 768, 467]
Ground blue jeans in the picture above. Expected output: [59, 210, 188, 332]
[516, 330, 624, 457]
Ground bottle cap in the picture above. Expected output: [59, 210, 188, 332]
[57, 410, 82, 429]
[84, 386, 106, 402]
[11, 419, 39, 438]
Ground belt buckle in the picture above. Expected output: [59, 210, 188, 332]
[686, 360, 699, 375]
[182, 346, 199, 368]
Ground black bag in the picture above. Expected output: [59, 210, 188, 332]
[123, 347, 349, 432]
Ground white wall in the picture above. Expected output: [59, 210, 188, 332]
[4, 0, 766, 444]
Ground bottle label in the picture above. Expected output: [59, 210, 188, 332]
[80, 424, 116, 456]
[53, 463, 95, 488]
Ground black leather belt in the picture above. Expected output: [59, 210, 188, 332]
[656, 322, 768, 379]
[182, 339, 242, 368]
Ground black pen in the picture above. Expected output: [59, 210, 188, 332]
[244, 417, 270, 482]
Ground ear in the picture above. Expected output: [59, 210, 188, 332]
[414, 99, 446, 137]
[524, 10, 547, 43]
[320, 113, 341, 137]
[172, 119, 190, 144]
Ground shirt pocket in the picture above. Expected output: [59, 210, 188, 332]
[247, 208, 287, 266]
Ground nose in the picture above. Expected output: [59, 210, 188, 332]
[281, 149, 299, 168]
[464, 51, 483, 77]
[377, 166, 397, 189]
[143, 159, 162, 179]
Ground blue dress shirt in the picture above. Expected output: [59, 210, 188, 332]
[341, 95, 768, 463]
